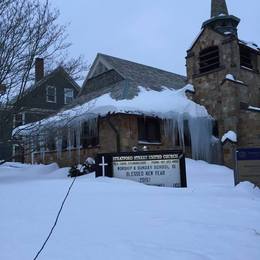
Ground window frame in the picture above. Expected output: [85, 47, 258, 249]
[64, 88, 74, 104]
[81, 120, 99, 148]
[239, 44, 258, 71]
[138, 117, 161, 144]
[13, 113, 25, 129]
[199, 46, 220, 74]
[46, 85, 57, 103]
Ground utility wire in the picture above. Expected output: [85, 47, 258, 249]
[33, 176, 77, 260]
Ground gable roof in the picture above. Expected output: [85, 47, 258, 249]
[24, 66, 80, 96]
[188, 26, 231, 52]
[81, 53, 186, 95]
[7, 67, 80, 105]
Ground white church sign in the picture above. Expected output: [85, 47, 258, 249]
[96, 150, 187, 188]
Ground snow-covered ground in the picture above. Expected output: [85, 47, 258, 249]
[0, 160, 260, 260]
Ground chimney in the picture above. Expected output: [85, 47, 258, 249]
[35, 58, 44, 83]
[0, 84, 6, 95]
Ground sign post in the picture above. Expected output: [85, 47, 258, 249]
[96, 150, 187, 188]
[235, 148, 260, 187]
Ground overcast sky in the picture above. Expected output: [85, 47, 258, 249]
[50, 0, 260, 76]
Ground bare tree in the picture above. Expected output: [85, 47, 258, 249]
[0, 0, 87, 105]
[0, 0, 88, 163]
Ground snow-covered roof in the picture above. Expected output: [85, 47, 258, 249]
[239, 40, 260, 53]
[13, 84, 210, 136]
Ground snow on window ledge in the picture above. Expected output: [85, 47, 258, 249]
[221, 131, 237, 143]
[225, 74, 245, 84]
[248, 106, 260, 112]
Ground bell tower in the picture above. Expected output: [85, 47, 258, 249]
[186, 0, 260, 167]
[202, 0, 240, 35]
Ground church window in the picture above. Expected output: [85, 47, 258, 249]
[138, 117, 161, 143]
[81, 121, 99, 148]
[239, 45, 257, 70]
[199, 46, 220, 74]
[64, 88, 74, 104]
[46, 137, 56, 151]
[46, 86, 56, 103]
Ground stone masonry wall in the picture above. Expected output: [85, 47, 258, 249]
[186, 27, 260, 167]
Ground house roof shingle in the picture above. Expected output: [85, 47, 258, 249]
[96, 53, 187, 90]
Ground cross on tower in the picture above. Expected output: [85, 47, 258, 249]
[99, 156, 108, 177]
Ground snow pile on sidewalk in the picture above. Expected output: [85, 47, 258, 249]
[0, 159, 260, 260]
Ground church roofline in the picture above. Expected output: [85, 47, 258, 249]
[187, 26, 235, 53]
[81, 53, 187, 95]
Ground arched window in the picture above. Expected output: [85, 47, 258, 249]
[199, 46, 220, 74]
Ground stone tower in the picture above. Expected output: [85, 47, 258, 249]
[211, 0, 228, 17]
[186, 0, 260, 167]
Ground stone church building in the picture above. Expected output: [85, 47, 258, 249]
[186, 0, 260, 166]
[13, 0, 260, 168]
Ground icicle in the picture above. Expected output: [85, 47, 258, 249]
[177, 114, 185, 150]
[188, 116, 213, 162]
[55, 133, 62, 159]
[164, 118, 178, 146]
[164, 113, 215, 163]
[30, 137, 35, 164]
[75, 121, 81, 164]
[67, 128, 72, 160]
[39, 134, 45, 162]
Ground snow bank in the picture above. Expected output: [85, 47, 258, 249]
[0, 160, 260, 260]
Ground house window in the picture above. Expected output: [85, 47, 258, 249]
[46, 86, 56, 103]
[64, 88, 74, 104]
[81, 121, 99, 148]
[239, 45, 257, 70]
[199, 46, 220, 74]
[13, 113, 25, 128]
[138, 117, 161, 143]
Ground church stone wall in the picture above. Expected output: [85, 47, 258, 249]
[238, 68, 260, 107]
[186, 27, 260, 167]
[238, 111, 260, 147]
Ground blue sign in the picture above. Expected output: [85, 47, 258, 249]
[236, 148, 260, 161]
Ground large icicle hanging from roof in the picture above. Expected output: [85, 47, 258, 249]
[164, 115, 215, 163]
[188, 116, 213, 162]
[76, 122, 81, 164]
